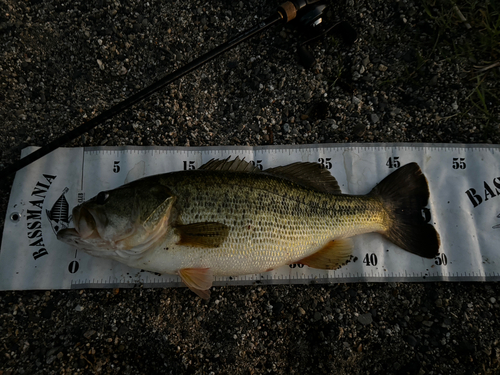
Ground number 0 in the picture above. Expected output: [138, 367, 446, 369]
[68, 261, 80, 273]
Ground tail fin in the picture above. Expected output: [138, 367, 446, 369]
[369, 163, 440, 258]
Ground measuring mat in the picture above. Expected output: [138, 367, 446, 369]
[1, 144, 499, 290]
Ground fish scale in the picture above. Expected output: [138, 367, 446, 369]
[144, 170, 387, 275]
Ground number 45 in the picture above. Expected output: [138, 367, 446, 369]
[386, 157, 400, 169]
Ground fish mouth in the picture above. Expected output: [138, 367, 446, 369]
[56, 227, 81, 242]
[56, 205, 103, 246]
[59, 204, 140, 248]
[73, 206, 100, 239]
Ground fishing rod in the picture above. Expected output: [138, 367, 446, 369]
[0, 0, 330, 180]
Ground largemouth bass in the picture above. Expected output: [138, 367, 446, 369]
[57, 158, 440, 298]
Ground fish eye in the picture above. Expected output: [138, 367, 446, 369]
[95, 192, 110, 205]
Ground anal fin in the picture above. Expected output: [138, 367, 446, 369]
[178, 268, 213, 299]
[297, 238, 354, 270]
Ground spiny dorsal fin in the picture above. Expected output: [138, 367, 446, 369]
[264, 162, 342, 194]
[297, 238, 353, 270]
[199, 158, 342, 194]
[199, 156, 260, 173]
[175, 222, 229, 248]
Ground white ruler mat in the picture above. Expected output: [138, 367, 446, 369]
[1, 144, 499, 290]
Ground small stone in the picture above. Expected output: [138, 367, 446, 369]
[357, 313, 373, 325]
[46, 355, 56, 365]
[490, 297, 496, 304]
[298, 307, 306, 316]
[313, 312, 322, 321]
[353, 123, 366, 136]
[283, 123, 290, 133]
[378, 64, 388, 72]
[84, 330, 96, 339]
[327, 119, 338, 130]
[422, 320, 433, 327]
[74, 305, 84, 312]
[370, 113, 380, 124]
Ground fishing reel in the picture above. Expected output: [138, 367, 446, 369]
[285, 2, 358, 69]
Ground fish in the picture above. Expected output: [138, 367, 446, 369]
[57, 157, 440, 299]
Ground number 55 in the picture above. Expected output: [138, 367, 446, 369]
[452, 158, 466, 169]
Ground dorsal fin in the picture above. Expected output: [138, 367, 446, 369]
[199, 158, 341, 194]
[264, 162, 342, 194]
[199, 156, 261, 173]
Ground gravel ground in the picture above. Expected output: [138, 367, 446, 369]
[1, 0, 500, 374]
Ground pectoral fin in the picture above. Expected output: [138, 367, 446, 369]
[297, 238, 354, 270]
[178, 268, 213, 299]
[176, 222, 229, 248]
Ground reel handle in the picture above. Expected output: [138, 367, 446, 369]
[278, 0, 321, 22]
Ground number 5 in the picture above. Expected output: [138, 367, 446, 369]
[113, 161, 120, 173]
